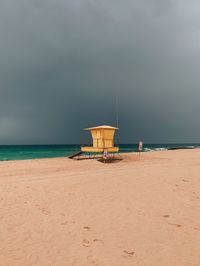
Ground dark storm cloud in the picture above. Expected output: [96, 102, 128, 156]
[1, 0, 200, 144]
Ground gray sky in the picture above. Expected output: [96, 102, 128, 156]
[1, 0, 200, 144]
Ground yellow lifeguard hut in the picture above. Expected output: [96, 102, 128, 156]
[81, 125, 119, 153]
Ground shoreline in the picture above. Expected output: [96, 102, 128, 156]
[0, 146, 198, 163]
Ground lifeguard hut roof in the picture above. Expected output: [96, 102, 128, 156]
[84, 125, 118, 130]
[81, 124, 119, 153]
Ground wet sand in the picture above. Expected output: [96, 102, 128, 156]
[0, 149, 200, 266]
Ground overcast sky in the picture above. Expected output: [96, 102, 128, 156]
[1, 0, 200, 144]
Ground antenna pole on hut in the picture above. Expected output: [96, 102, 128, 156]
[115, 95, 120, 146]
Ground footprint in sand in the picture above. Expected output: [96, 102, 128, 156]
[173, 184, 185, 192]
[82, 239, 90, 247]
[193, 192, 199, 199]
[172, 184, 179, 191]
[168, 222, 182, 227]
[83, 226, 91, 231]
[87, 255, 99, 266]
[83, 239, 104, 247]
[93, 239, 104, 245]
[41, 208, 50, 215]
[35, 204, 51, 215]
[122, 250, 135, 258]
[163, 215, 170, 218]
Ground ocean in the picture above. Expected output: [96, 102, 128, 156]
[0, 144, 199, 161]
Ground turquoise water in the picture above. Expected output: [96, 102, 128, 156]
[0, 144, 199, 161]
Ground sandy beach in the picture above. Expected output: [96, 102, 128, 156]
[0, 149, 200, 266]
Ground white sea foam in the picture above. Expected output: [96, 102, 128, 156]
[155, 148, 168, 151]
[144, 148, 154, 152]
[144, 147, 168, 152]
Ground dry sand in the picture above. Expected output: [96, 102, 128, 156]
[0, 149, 200, 266]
